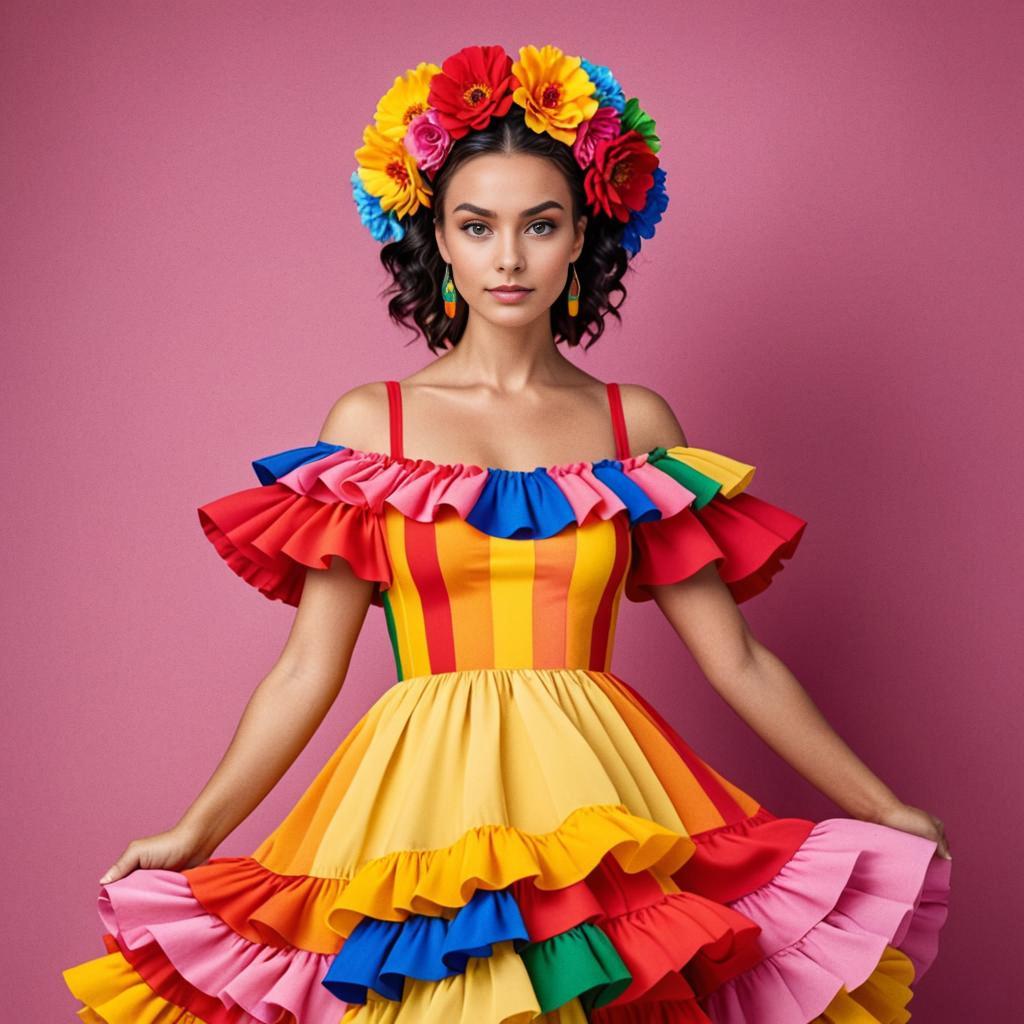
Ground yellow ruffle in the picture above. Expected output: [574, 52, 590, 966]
[811, 945, 916, 1024]
[63, 948, 205, 1024]
[663, 445, 757, 498]
[340, 939, 588, 1023]
[326, 800, 694, 937]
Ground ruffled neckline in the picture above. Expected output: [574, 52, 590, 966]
[250, 439, 758, 541]
[303, 441, 654, 478]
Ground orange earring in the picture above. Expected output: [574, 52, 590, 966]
[442, 262, 457, 318]
[567, 262, 581, 316]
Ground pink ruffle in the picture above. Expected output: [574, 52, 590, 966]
[97, 869, 343, 1024]
[702, 818, 952, 1023]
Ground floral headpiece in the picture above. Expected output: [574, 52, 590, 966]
[351, 43, 668, 257]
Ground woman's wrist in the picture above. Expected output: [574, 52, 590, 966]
[174, 807, 232, 856]
[853, 792, 906, 824]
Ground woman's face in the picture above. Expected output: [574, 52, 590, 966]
[434, 152, 587, 328]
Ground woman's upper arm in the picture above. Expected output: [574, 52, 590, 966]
[274, 556, 376, 694]
[648, 564, 758, 684]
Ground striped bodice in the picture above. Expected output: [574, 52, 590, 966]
[379, 379, 635, 680]
[379, 505, 632, 679]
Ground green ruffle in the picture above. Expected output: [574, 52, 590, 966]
[519, 921, 632, 1013]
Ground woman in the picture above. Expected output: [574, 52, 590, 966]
[63, 43, 951, 1023]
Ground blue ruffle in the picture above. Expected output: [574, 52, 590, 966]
[322, 887, 530, 1004]
[466, 459, 665, 540]
[251, 440, 342, 486]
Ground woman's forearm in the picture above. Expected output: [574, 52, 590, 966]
[173, 663, 342, 853]
[708, 640, 904, 822]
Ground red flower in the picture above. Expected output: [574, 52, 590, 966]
[427, 44, 516, 139]
[583, 130, 659, 222]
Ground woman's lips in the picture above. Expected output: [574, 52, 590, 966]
[487, 287, 533, 304]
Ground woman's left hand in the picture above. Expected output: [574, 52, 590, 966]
[872, 802, 952, 859]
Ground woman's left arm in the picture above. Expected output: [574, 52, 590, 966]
[650, 562, 952, 859]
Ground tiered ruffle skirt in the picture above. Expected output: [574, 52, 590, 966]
[63, 667, 950, 1023]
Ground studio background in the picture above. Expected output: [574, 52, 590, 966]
[3, 1, 1019, 1018]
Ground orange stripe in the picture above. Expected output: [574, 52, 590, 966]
[564, 519, 616, 667]
[436, 512, 495, 670]
[531, 525, 577, 667]
[598, 671, 761, 828]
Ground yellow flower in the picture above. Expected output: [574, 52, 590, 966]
[373, 62, 442, 142]
[510, 44, 598, 145]
[354, 123, 432, 219]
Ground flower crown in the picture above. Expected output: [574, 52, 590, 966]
[351, 43, 668, 257]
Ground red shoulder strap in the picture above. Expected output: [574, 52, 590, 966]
[606, 381, 631, 459]
[385, 379, 403, 459]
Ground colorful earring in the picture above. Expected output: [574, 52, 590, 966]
[567, 262, 581, 317]
[441, 262, 457, 318]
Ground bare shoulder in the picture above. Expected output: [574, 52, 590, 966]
[317, 381, 390, 450]
[616, 383, 688, 451]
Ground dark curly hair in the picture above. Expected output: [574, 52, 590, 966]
[378, 103, 633, 354]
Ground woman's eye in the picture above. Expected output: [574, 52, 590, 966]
[461, 221, 556, 237]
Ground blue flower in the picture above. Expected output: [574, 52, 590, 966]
[350, 171, 405, 244]
[579, 58, 626, 114]
[622, 166, 669, 256]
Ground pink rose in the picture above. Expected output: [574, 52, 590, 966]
[404, 110, 454, 173]
[572, 107, 622, 169]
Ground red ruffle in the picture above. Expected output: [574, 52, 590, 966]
[100, 932, 256, 1024]
[625, 491, 807, 603]
[197, 482, 392, 607]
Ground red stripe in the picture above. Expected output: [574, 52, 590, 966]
[606, 670, 752, 825]
[605, 381, 631, 458]
[402, 518, 456, 673]
[385, 379, 403, 459]
[589, 515, 631, 669]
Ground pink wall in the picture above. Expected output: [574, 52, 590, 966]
[6, 1, 1018, 1017]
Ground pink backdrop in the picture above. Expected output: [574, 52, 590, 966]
[6, 1, 1019, 1017]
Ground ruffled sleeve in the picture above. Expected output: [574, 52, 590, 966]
[196, 442, 392, 607]
[624, 445, 807, 604]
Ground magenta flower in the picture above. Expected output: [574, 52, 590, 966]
[404, 109, 454, 173]
[572, 106, 622, 169]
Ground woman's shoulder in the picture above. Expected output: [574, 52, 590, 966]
[317, 380, 391, 450]
[615, 382, 688, 451]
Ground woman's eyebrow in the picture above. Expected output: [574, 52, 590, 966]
[452, 200, 565, 217]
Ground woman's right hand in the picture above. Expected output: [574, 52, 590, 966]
[98, 822, 216, 885]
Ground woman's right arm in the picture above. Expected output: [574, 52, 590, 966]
[100, 388, 388, 884]
[99, 558, 375, 883]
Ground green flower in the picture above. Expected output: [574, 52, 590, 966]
[620, 97, 660, 153]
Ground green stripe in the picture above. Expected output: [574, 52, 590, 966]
[647, 446, 722, 509]
[380, 589, 403, 681]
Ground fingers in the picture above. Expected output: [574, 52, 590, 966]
[99, 843, 138, 884]
[932, 815, 952, 860]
